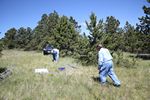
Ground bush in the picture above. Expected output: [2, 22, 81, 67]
[113, 51, 137, 68]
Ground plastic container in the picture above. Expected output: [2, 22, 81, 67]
[58, 67, 65, 71]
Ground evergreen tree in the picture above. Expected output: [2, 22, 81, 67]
[137, 0, 150, 34]
[3, 28, 17, 49]
[69, 16, 81, 33]
[123, 21, 138, 52]
[30, 11, 60, 50]
[45, 11, 60, 45]
[24, 27, 33, 50]
[78, 12, 105, 65]
[105, 16, 120, 34]
[31, 13, 49, 50]
[136, 0, 150, 53]
[0, 38, 3, 57]
[86, 12, 105, 45]
[76, 33, 90, 64]
[55, 15, 80, 56]
[103, 16, 121, 50]
[15, 27, 33, 49]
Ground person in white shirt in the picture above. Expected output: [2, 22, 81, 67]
[51, 48, 59, 62]
[96, 44, 121, 87]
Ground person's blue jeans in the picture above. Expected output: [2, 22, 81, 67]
[52, 53, 59, 62]
[99, 60, 121, 85]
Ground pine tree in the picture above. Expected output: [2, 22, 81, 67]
[137, 0, 150, 34]
[136, 0, 150, 53]
[86, 13, 105, 46]
[124, 21, 138, 52]
[78, 12, 105, 65]
[54, 15, 80, 56]
[105, 16, 120, 34]
[31, 13, 49, 50]
[24, 27, 33, 50]
[15, 27, 33, 49]
[0, 38, 3, 57]
[3, 28, 17, 49]
[103, 16, 121, 50]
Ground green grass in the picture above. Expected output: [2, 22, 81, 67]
[0, 50, 150, 100]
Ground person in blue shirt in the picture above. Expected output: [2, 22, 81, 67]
[96, 44, 121, 87]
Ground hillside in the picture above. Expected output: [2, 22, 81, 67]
[0, 50, 150, 100]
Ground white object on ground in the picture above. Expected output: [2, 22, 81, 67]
[35, 68, 49, 74]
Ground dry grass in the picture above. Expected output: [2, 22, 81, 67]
[0, 50, 150, 100]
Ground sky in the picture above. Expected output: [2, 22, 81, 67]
[0, 0, 149, 39]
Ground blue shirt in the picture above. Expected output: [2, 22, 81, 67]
[98, 48, 113, 66]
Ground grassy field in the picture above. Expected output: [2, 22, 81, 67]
[0, 50, 150, 100]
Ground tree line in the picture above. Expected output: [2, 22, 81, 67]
[0, 0, 149, 65]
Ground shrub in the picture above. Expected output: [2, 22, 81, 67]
[114, 50, 137, 68]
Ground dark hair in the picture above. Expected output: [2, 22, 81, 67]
[97, 44, 103, 48]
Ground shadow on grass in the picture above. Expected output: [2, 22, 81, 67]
[0, 68, 7, 73]
[91, 76, 114, 86]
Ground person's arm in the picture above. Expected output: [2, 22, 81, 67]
[98, 51, 103, 70]
[50, 49, 54, 54]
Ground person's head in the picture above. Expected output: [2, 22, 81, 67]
[51, 45, 54, 49]
[96, 44, 103, 51]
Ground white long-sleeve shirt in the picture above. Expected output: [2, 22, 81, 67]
[51, 48, 59, 55]
[98, 48, 113, 66]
